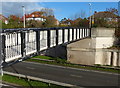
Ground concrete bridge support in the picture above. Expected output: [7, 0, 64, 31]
[67, 28, 120, 66]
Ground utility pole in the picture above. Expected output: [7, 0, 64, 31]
[89, 3, 92, 28]
[22, 6, 25, 28]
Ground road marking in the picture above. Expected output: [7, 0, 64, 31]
[70, 74, 82, 78]
[23, 61, 119, 75]
[26, 67, 35, 70]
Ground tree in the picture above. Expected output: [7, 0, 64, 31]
[26, 20, 43, 28]
[60, 18, 72, 27]
[2, 15, 23, 28]
[43, 16, 57, 27]
[71, 18, 81, 27]
[80, 10, 86, 19]
[93, 18, 107, 27]
[106, 8, 118, 15]
[79, 18, 89, 27]
[70, 10, 86, 20]
[71, 18, 89, 27]
[41, 8, 54, 17]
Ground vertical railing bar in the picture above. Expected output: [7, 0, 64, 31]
[62, 28, 65, 43]
[47, 30, 50, 48]
[79, 28, 80, 39]
[2, 34, 6, 62]
[89, 28, 91, 37]
[56, 29, 58, 45]
[68, 28, 70, 42]
[11, 33, 14, 58]
[84, 28, 86, 37]
[81, 28, 83, 38]
[76, 28, 77, 40]
[21, 31, 26, 58]
[36, 30, 40, 54]
[72, 28, 74, 41]
[10, 33, 12, 58]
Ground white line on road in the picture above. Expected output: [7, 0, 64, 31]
[70, 74, 82, 78]
[23, 61, 119, 75]
[26, 67, 35, 70]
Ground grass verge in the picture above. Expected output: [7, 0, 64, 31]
[27, 56, 120, 74]
[2, 74, 68, 88]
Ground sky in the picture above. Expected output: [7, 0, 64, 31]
[0, 1, 119, 21]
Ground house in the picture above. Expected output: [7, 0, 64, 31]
[60, 18, 72, 26]
[89, 11, 118, 27]
[93, 11, 118, 21]
[0, 14, 8, 24]
[25, 11, 46, 21]
[54, 18, 59, 25]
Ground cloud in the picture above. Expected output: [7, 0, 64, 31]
[1, 2, 44, 17]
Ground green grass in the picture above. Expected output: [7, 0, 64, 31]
[32, 55, 54, 60]
[2, 74, 68, 88]
[26, 57, 120, 74]
[32, 55, 67, 63]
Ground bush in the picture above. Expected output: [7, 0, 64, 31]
[115, 28, 120, 37]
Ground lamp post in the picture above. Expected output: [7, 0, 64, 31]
[22, 6, 25, 28]
[89, 3, 92, 28]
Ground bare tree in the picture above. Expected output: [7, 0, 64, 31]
[106, 8, 118, 15]
[80, 10, 86, 19]
[70, 10, 86, 20]
[41, 8, 54, 17]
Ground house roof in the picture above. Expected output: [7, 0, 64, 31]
[25, 11, 46, 19]
[90, 11, 118, 18]
[0, 14, 8, 21]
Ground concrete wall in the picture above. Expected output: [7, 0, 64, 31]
[67, 28, 120, 66]
[95, 37, 114, 48]
[67, 38, 96, 65]
[67, 49, 95, 65]
[95, 49, 120, 66]
[91, 27, 115, 49]
[91, 27, 115, 37]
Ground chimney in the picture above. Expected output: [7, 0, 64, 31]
[94, 11, 97, 14]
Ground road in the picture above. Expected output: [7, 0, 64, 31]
[3, 61, 119, 87]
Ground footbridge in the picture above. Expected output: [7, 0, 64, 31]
[1, 27, 91, 66]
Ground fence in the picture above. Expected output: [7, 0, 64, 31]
[1, 27, 91, 65]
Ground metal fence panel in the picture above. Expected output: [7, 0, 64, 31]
[26, 31, 37, 55]
[50, 30, 56, 47]
[69, 29, 72, 41]
[5, 33, 22, 62]
[64, 29, 68, 43]
[74, 28, 76, 40]
[58, 29, 62, 44]
[40, 31, 47, 50]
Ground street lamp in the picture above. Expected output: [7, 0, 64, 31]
[22, 6, 25, 28]
[89, 3, 92, 28]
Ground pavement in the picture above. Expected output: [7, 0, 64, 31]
[3, 61, 120, 87]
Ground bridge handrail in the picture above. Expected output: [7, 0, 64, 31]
[1, 27, 90, 33]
